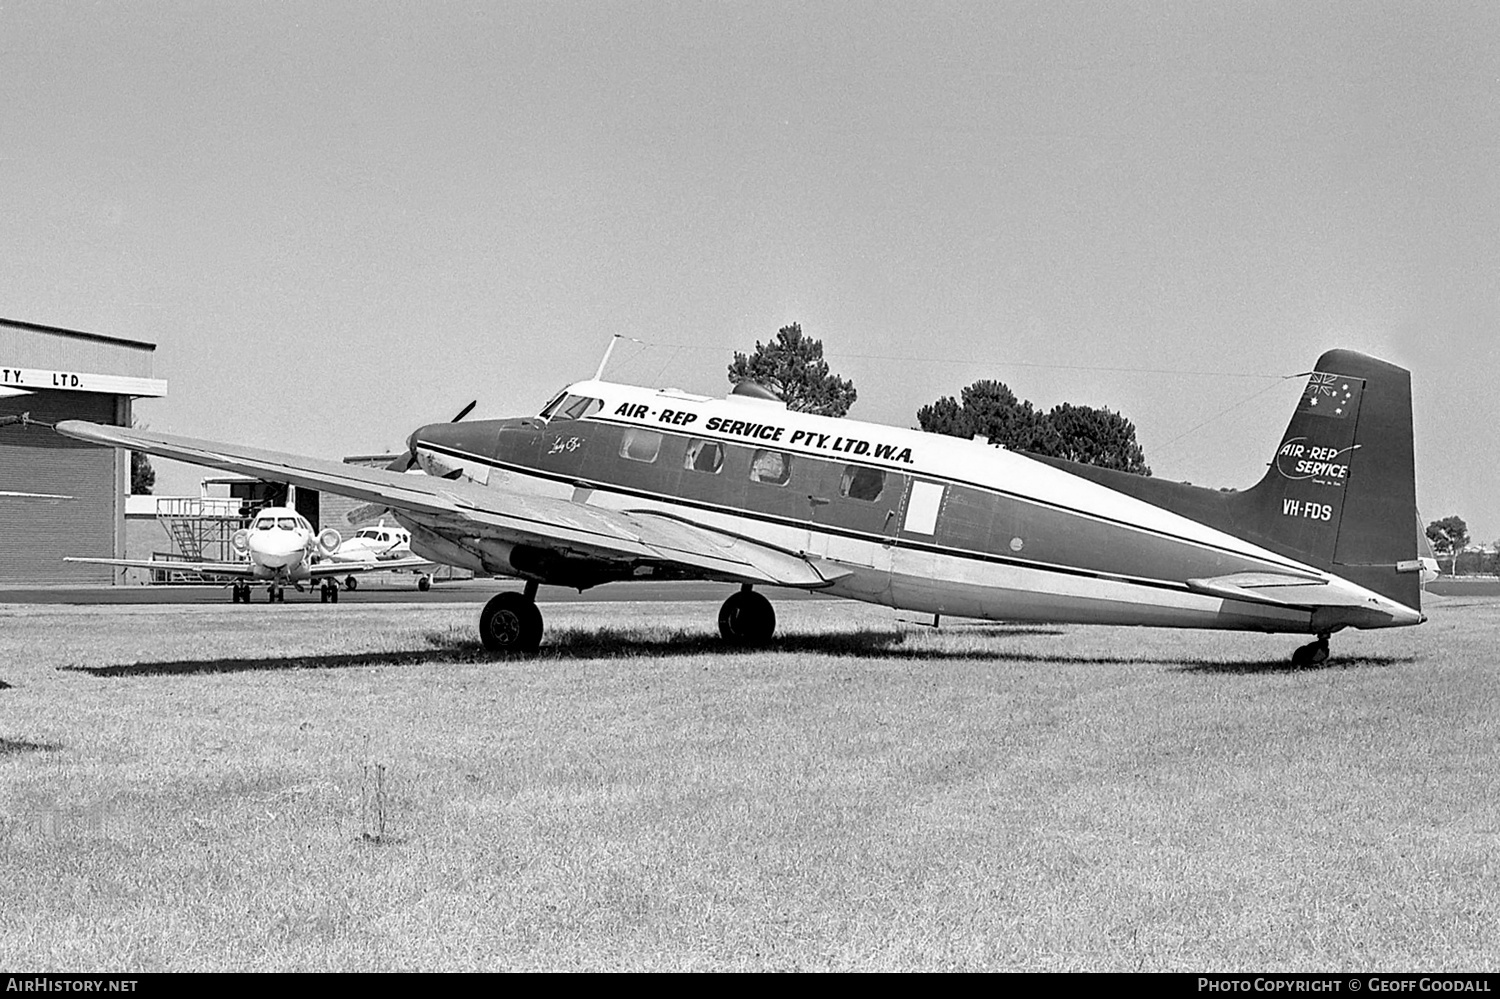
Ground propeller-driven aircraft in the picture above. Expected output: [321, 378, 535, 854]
[65, 506, 430, 602]
[56, 348, 1425, 663]
[320, 521, 439, 591]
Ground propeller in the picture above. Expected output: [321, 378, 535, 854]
[387, 399, 478, 473]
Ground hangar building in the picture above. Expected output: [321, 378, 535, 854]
[0, 317, 167, 584]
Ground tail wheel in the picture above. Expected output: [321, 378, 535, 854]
[718, 588, 776, 645]
[479, 591, 544, 654]
[1291, 635, 1330, 667]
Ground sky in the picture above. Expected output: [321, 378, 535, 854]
[3, 1, 1497, 541]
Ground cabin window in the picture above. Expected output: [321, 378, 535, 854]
[749, 449, 792, 486]
[619, 428, 663, 463]
[840, 465, 886, 502]
[545, 393, 603, 421]
[684, 439, 724, 474]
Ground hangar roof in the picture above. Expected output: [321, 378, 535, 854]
[0, 316, 157, 379]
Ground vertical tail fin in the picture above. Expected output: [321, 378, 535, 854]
[1234, 349, 1420, 610]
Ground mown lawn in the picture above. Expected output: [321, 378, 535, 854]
[0, 595, 1494, 970]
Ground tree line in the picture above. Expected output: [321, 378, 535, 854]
[731, 322, 1150, 475]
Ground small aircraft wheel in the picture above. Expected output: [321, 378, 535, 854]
[319, 586, 328, 604]
[417, 575, 432, 592]
[479, 591, 544, 654]
[328, 582, 339, 604]
[718, 588, 776, 645]
[345, 576, 359, 591]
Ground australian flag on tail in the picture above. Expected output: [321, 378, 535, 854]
[1299, 371, 1361, 419]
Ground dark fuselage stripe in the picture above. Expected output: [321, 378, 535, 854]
[581, 415, 1307, 573]
[416, 439, 1255, 598]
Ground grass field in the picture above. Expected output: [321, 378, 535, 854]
[1, 593, 1496, 971]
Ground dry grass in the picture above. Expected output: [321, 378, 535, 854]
[0, 593, 1495, 971]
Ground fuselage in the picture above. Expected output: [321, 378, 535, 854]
[239, 507, 318, 581]
[325, 525, 413, 564]
[406, 380, 1420, 633]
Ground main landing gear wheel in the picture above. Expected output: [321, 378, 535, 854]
[479, 588, 543, 654]
[718, 586, 776, 646]
[231, 583, 251, 603]
[1291, 633, 1331, 667]
[344, 576, 359, 591]
[417, 575, 432, 592]
[319, 580, 340, 604]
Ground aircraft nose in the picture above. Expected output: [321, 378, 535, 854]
[252, 530, 307, 567]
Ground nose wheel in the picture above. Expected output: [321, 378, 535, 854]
[1291, 633, 1330, 667]
[479, 582, 543, 653]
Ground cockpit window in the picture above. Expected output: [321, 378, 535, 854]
[254, 519, 275, 531]
[278, 518, 298, 530]
[546, 393, 603, 421]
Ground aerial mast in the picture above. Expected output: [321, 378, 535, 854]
[593, 334, 643, 381]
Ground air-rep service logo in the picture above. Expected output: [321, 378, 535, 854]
[1276, 436, 1359, 486]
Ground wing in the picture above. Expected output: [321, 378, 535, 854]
[63, 556, 255, 579]
[54, 421, 845, 589]
[307, 556, 435, 578]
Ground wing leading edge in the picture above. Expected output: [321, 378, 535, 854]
[54, 421, 842, 589]
[63, 556, 256, 579]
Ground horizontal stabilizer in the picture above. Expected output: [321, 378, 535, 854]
[1188, 572, 1376, 609]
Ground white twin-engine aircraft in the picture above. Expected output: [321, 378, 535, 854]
[65, 506, 431, 602]
[323, 522, 439, 592]
[56, 348, 1426, 663]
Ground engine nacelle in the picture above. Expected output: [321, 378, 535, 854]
[231, 529, 250, 553]
[409, 527, 485, 574]
[317, 527, 342, 556]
